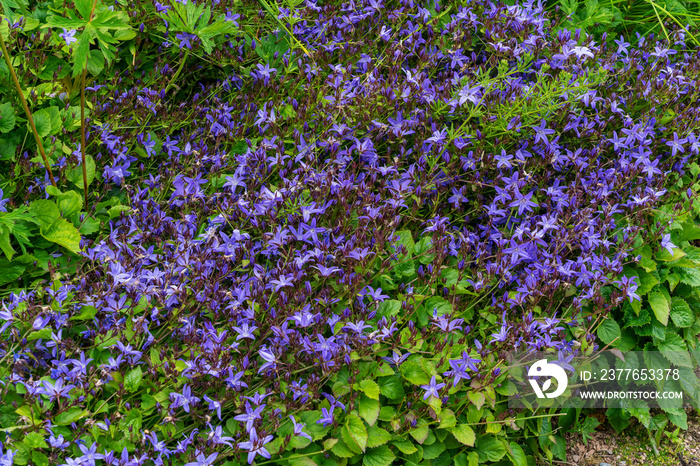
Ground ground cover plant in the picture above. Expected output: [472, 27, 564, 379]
[1, 0, 700, 465]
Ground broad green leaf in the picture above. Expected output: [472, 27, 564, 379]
[366, 425, 392, 448]
[0, 225, 14, 260]
[0, 260, 25, 286]
[124, 366, 143, 392]
[507, 442, 528, 466]
[24, 432, 48, 449]
[597, 318, 621, 345]
[475, 435, 506, 462]
[41, 218, 81, 253]
[377, 300, 401, 318]
[342, 414, 367, 453]
[401, 360, 429, 385]
[331, 437, 356, 458]
[69, 305, 97, 321]
[671, 297, 694, 328]
[438, 408, 456, 429]
[659, 334, 692, 367]
[67, 154, 96, 189]
[0, 102, 15, 133]
[391, 439, 417, 454]
[422, 440, 446, 459]
[648, 292, 670, 326]
[87, 49, 105, 76]
[676, 267, 700, 286]
[32, 108, 51, 138]
[29, 199, 60, 228]
[358, 379, 380, 400]
[450, 424, 475, 446]
[46, 186, 83, 218]
[359, 395, 380, 426]
[468, 391, 485, 410]
[73, 30, 93, 77]
[54, 407, 85, 426]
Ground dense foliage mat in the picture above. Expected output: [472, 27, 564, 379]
[1, 0, 700, 465]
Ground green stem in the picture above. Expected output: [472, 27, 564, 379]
[164, 49, 190, 95]
[0, 26, 57, 187]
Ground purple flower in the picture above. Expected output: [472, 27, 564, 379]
[184, 452, 218, 466]
[237, 428, 273, 465]
[661, 234, 677, 255]
[420, 375, 446, 400]
[60, 29, 77, 45]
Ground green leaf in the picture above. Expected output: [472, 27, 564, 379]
[124, 366, 143, 392]
[597, 318, 621, 345]
[24, 432, 48, 449]
[358, 379, 381, 400]
[377, 300, 401, 318]
[73, 30, 93, 77]
[363, 445, 395, 466]
[507, 442, 528, 466]
[438, 408, 456, 429]
[41, 218, 81, 253]
[676, 267, 700, 286]
[659, 334, 692, 367]
[401, 360, 430, 385]
[391, 439, 417, 454]
[32, 108, 51, 138]
[0, 260, 25, 286]
[359, 395, 380, 426]
[0, 225, 14, 260]
[475, 435, 506, 462]
[342, 414, 367, 453]
[0, 102, 15, 133]
[86, 49, 105, 76]
[367, 425, 392, 448]
[54, 407, 85, 426]
[67, 154, 97, 189]
[450, 424, 475, 446]
[422, 440, 445, 459]
[671, 297, 694, 328]
[74, 0, 93, 19]
[46, 186, 83, 219]
[29, 199, 60, 228]
[378, 375, 404, 399]
[649, 292, 670, 326]
[331, 437, 357, 458]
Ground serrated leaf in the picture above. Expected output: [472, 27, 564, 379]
[597, 318, 621, 345]
[438, 408, 456, 429]
[401, 360, 429, 385]
[67, 154, 96, 189]
[32, 108, 51, 138]
[87, 49, 105, 76]
[342, 414, 367, 453]
[649, 292, 670, 326]
[331, 437, 356, 458]
[0, 260, 25, 286]
[0, 225, 14, 260]
[0, 102, 15, 133]
[41, 218, 81, 253]
[676, 267, 700, 286]
[475, 435, 506, 462]
[24, 432, 48, 449]
[124, 366, 143, 392]
[507, 442, 528, 466]
[367, 425, 392, 448]
[358, 379, 380, 400]
[29, 199, 60, 227]
[391, 439, 417, 454]
[450, 424, 475, 446]
[378, 375, 404, 399]
[359, 395, 380, 426]
[671, 297, 694, 328]
[54, 407, 85, 426]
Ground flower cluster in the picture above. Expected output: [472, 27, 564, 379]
[2, 0, 700, 464]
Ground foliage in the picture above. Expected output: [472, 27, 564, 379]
[0, 0, 699, 465]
